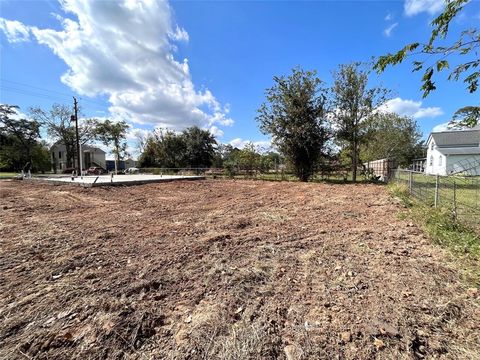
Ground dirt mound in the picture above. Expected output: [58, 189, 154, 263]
[0, 180, 478, 359]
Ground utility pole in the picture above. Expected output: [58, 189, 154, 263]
[73, 97, 81, 176]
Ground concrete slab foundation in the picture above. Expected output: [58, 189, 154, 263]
[38, 174, 205, 187]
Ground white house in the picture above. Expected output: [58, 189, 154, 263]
[51, 142, 106, 173]
[425, 128, 480, 176]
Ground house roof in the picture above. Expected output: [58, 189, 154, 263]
[51, 141, 106, 154]
[427, 128, 480, 147]
[437, 147, 480, 155]
[82, 145, 106, 153]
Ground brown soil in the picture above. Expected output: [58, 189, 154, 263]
[0, 179, 479, 359]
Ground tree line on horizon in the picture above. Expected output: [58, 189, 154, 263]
[119, 59, 427, 182]
[0, 61, 425, 181]
[0, 90, 423, 181]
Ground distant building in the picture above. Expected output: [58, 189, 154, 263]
[105, 158, 137, 172]
[363, 158, 397, 181]
[411, 158, 426, 172]
[425, 128, 480, 176]
[51, 142, 106, 173]
[125, 158, 136, 168]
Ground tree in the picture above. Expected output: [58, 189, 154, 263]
[211, 144, 229, 168]
[362, 113, 424, 167]
[133, 130, 148, 155]
[374, 0, 479, 127]
[138, 126, 219, 169]
[30, 104, 95, 168]
[331, 63, 389, 182]
[0, 105, 41, 171]
[451, 106, 480, 128]
[181, 126, 217, 168]
[31, 142, 52, 173]
[213, 144, 241, 176]
[93, 120, 129, 174]
[138, 129, 186, 168]
[237, 143, 262, 177]
[260, 151, 282, 173]
[256, 67, 330, 182]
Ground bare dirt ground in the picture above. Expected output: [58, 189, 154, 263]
[0, 179, 479, 360]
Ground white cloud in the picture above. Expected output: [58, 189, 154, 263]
[380, 97, 443, 118]
[383, 22, 398, 37]
[0, 18, 31, 43]
[208, 125, 224, 138]
[229, 138, 272, 151]
[432, 122, 449, 132]
[432, 122, 480, 132]
[385, 13, 393, 21]
[126, 127, 150, 141]
[169, 25, 189, 42]
[0, 0, 233, 133]
[404, 0, 444, 16]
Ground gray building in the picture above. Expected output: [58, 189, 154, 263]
[51, 142, 106, 173]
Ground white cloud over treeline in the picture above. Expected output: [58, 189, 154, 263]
[0, 0, 233, 133]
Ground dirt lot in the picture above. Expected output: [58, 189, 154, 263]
[0, 179, 479, 359]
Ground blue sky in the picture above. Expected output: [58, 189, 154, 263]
[1, 0, 479, 158]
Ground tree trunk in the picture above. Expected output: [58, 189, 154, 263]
[114, 146, 119, 175]
[352, 141, 357, 183]
[299, 167, 309, 182]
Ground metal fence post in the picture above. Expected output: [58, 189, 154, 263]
[453, 180, 457, 220]
[408, 171, 413, 194]
[434, 174, 439, 208]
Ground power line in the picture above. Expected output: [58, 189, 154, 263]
[0, 78, 108, 108]
[0, 85, 107, 111]
[2, 79, 77, 97]
[1, 85, 72, 102]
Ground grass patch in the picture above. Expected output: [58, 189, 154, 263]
[0, 172, 18, 178]
[389, 182, 480, 283]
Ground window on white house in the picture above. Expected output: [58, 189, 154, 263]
[438, 156, 442, 166]
[430, 142, 434, 150]
[429, 156, 433, 166]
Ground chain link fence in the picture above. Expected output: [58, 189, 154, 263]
[393, 169, 480, 231]
[138, 166, 371, 182]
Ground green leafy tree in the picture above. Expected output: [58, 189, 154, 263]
[0, 105, 41, 171]
[31, 142, 52, 173]
[256, 67, 330, 182]
[138, 129, 186, 168]
[181, 126, 217, 168]
[331, 63, 389, 182]
[138, 126, 218, 169]
[157, 129, 186, 168]
[451, 106, 480, 128]
[93, 120, 129, 174]
[30, 104, 95, 167]
[237, 143, 262, 177]
[260, 151, 282, 172]
[374, 0, 479, 127]
[211, 144, 229, 168]
[216, 144, 241, 177]
[137, 136, 156, 168]
[362, 113, 424, 167]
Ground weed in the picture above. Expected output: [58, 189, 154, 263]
[388, 182, 480, 283]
